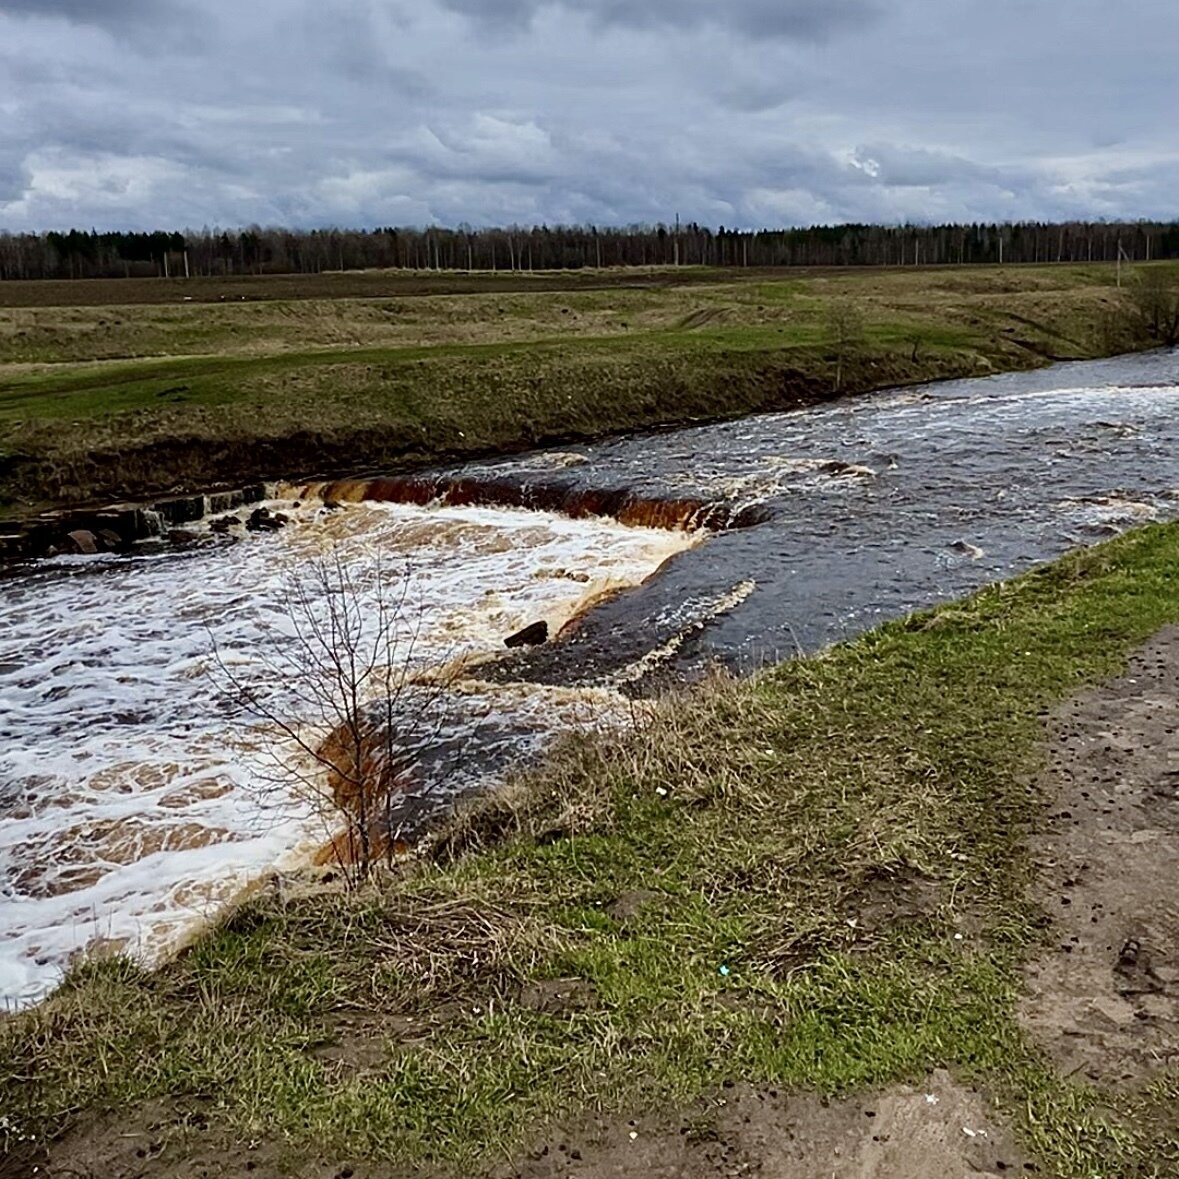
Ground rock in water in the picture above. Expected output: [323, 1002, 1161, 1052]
[505, 621, 549, 649]
[949, 540, 986, 560]
[65, 530, 99, 555]
[246, 507, 288, 533]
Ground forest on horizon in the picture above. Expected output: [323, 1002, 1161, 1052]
[2, 218, 1177, 281]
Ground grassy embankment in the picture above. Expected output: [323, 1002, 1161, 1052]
[0, 262, 1164, 516]
[4, 525, 1179, 1176]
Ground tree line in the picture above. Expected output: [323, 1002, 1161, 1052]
[1, 220, 1178, 281]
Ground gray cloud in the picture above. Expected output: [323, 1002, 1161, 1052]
[0, 0, 1177, 233]
[440, 0, 877, 40]
[0, 150, 28, 204]
[0, 0, 159, 24]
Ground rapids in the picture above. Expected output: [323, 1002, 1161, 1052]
[0, 502, 694, 1007]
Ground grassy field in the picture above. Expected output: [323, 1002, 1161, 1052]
[0, 262, 1164, 516]
[0, 264, 790, 309]
[3, 525, 1179, 1176]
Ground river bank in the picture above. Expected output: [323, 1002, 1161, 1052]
[4, 524, 1179, 1177]
[0, 263, 1158, 518]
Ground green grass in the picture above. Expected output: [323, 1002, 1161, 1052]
[0, 262, 1157, 515]
[4, 524, 1179, 1176]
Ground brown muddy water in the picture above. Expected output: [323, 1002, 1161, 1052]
[1, 349, 1177, 1007]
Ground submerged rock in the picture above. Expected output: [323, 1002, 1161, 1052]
[820, 460, 877, 479]
[246, 507, 289, 533]
[949, 540, 986, 560]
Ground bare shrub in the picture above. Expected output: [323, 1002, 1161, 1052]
[212, 553, 454, 886]
[826, 301, 867, 390]
[1129, 267, 1179, 347]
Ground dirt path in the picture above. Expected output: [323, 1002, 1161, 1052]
[1022, 626, 1179, 1086]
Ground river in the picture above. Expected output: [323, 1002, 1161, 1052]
[1, 349, 1177, 1007]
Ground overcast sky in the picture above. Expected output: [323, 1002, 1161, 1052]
[1, 0, 1176, 232]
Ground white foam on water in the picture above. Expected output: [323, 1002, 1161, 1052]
[0, 499, 695, 1009]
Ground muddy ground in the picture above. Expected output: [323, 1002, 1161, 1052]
[4, 1072, 1025, 1179]
[495, 1073, 1026, 1179]
[1021, 626, 1179, 1087]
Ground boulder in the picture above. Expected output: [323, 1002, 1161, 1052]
[246, 507, 288, 533]
[505, 621, 549, 649]
[65, 530, 99, 555]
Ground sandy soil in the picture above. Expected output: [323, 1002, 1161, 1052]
[1021, 626, 1179, 1086]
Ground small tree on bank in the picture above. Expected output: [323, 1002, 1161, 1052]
[212, 554, 452, 887]
[827, 301, 867, 391]
[1129, 268, 1179, 347]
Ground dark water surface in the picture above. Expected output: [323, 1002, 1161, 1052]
[471, 349, 1179, 686]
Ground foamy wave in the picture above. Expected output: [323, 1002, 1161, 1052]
[0, 500, 693, 1008]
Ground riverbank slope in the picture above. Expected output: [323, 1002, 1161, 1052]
[3, 523, 1179, 1177]
[0, 262, 1164, 517]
